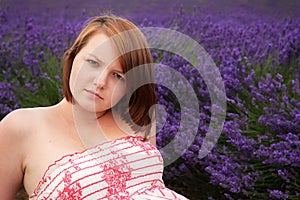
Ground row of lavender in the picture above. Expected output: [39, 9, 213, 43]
[1, 2, 300, 199]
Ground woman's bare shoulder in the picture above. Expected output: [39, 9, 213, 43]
[0, 106, 53, 137]
[0, 107, 54, 198]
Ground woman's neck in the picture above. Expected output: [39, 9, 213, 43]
[57, 98, 107, 124]
[56, 98, 109, 147]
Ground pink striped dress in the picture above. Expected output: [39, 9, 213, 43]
[29, 136, 188, 199]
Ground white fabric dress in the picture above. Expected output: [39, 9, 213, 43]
[29, 136, 188, 200]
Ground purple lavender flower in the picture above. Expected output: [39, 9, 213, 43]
[269, 189, 288, 199]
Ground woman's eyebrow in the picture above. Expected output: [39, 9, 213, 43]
[112, 68, 124, 74]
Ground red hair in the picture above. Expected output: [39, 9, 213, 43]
[62, 15, 156, 136]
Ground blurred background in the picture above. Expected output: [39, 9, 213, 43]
[1, 0, 300, 199]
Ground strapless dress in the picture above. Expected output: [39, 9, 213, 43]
[28, 136, 188, 199]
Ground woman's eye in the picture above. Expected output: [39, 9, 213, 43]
[86, 59, 98, 66]
[113, 73, 124, 80]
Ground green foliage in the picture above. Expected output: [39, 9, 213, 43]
[15, 53, 63, 108]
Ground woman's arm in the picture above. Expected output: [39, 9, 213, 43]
[0, 110, 26, 199]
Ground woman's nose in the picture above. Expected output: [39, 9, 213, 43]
[94, 72, 108, 88]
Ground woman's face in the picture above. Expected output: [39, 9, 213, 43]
[69, 33, 127, 114]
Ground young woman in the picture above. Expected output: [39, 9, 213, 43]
[0, 15, 188, 199]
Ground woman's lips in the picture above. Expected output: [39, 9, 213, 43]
[85, 89, 103, 100]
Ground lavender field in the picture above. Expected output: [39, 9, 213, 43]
[1, 0, 300, 199]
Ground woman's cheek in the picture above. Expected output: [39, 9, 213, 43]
[111, 87, 126, 106]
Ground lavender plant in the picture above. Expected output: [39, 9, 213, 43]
[156, 5, 300, 200]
